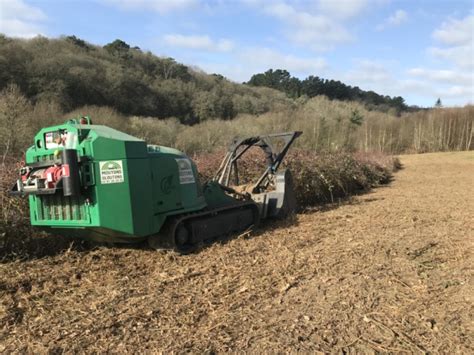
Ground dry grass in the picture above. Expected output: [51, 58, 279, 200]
[0, 151, 472, 352]
[129, 100, 473, 155]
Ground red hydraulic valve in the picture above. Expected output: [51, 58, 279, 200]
[43, 165, 66, 188]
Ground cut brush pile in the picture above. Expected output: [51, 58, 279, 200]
[194, 149, 401, 207]
[0, 151, 399, 259]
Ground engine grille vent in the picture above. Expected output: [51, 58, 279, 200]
[37, 195, 88, 221]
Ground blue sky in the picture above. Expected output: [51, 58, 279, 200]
[1, 0, 473, 107]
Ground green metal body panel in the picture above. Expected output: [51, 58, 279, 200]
[24, 120, 233, 242]
[202, 181, 242, 209]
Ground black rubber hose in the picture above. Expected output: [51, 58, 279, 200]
[61, 149, 80, 196]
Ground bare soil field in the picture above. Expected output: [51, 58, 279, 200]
[1, 151, 473, 353]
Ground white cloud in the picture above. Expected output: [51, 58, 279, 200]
[395, 14, 474, 105]
[442, 85, 473, 97]
[102, 0, 197, 13]
[398, 79, 428, 93]
[317, 0, 371, 20]
[243, 0, 386, 51]
[429, 45, 473, 70]
[340, 58, 473, 106]
[376, 9, 408, 31]
[429, 15, 473, 70]
[189, 47, 328, 83]
[346, 59, 392, 85]
[400, 80, 472, 100]
[387, 9, 408, 25]
[399, 69, 473, 103]
[239, 47, 328, 74]
[408, 68, 473, 86]
[261, 2, 354, 51]
[163, 34, 234, 52]
[0, 0, 46, 38]
[433, 15, 474, 46]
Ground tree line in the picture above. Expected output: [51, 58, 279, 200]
[1, 35, 471, 160]
[247, 69, 408, 114]
[2, 82, 471, 162]
[0, 35, 413, 123]
[0, 35, 292, 123]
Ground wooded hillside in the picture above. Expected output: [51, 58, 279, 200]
[0, 35, 299, 123]
[0, 35, 472, 160]
[247, 69, 408, 114]
[0, 35, 410, 122]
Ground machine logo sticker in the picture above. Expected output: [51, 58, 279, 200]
[99, 160, 124, 184]
[160, 175, 174, 194]
[175, 158, 195, 184]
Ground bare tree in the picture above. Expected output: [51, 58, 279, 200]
[0, 84, 30, 165]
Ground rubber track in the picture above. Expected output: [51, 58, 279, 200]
[148, 200, 260, 253]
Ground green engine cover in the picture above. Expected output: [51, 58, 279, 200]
[26, 120, 208, 242]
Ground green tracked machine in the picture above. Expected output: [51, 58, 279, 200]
[11, 116, 301, 252]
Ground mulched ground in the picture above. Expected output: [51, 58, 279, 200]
[1, 151, 473, 352]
